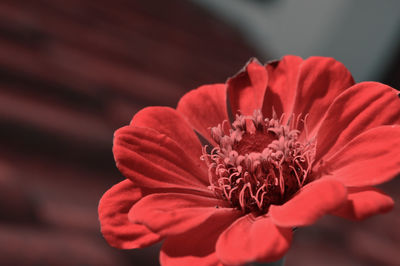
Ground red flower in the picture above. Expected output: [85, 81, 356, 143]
[98, 56, 400, 265]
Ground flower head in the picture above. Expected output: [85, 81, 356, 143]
[99, 56, 400, 266]
[204, 109, 316, 215]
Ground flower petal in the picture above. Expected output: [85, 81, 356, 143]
[269, 178, 347, 227]
[315, 82, 400, 162]
[159, 212, 235, 266]
[98, 179, 161, 249]
[228, 58, 268, 115]
[323, 125, 400, 187]
[113, 126, 209, 190]
[216, 214, 292, 265]
[291, 57, 354, 136]
[263, 55, 303, 120]
[131, 106, 204, 168]
[129, 193, 240, 236]
[176, 84, 229, 145]
[332, 187, 394, 221]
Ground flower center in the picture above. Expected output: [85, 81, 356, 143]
[202, 110, 316, 214]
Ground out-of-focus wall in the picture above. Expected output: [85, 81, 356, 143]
[0, 1, 256, 265]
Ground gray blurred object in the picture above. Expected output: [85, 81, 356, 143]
[191, 0, 400, 82]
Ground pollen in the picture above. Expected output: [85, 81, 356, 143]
[201, 110, 316, 214]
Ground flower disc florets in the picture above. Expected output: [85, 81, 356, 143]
[202, 110, 316, 214]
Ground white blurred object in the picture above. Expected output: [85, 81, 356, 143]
[191, 0, 400, 82]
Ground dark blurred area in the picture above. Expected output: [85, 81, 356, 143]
[0, 0, 399, 265]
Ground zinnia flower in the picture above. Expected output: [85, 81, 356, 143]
[98, 55, 400, 266]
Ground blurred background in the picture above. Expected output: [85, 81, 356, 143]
[0, 0, 399, 265]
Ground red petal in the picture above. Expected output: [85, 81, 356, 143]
[131, 106, 205, 168]
[216, 214, 292, 265]
[332, 187, 394, 220]
[263, 55, 303, 120]
[159, 212, 235, 266]
[129, 193, 240, 236]
[291, 57, 354, 137]
[177, 84, 229, 145]
[324, 125, 400, 187]
[269, 178, 347, 227]
[113, 126, 209, 190]
[98, 179, 161, 249]
[315, 82, 400, 162]
[228, 58, 268, 115]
